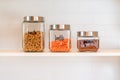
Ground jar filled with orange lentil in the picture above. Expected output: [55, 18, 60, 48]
[22, 16, 45, 52]
[77, 31, 99, 52]
[49, 24, 71, 52]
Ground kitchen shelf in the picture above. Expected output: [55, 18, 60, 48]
[0, 49, 120, 56]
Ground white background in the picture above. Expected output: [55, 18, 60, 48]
[0, 57, 120, 80]
[0, 0, 120, 50]
[0, 0, 120, 80]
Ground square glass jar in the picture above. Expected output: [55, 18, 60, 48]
[22, 16, 45, 52]
[49, 24, 71, 52]
[77, 31, 99, 52]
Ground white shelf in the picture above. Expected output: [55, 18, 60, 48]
[0, 49, 120, 56]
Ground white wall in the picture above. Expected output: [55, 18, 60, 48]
[0, 57, 120, 80]
[0, 0, 120, 80]
[0, 0, 120, 50]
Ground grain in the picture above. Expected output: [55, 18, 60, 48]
[50, 39, 71, 52]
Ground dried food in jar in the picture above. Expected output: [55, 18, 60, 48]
[50, 38, 71, 52]
[23, 31, 44, 52]
[77, 39, 99, 52]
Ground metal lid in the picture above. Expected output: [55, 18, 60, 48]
[77, 31, 98, 37]
[24, 16, 44, 22]
[50, 24, 70, 30]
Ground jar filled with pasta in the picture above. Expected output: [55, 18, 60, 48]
[22, 16, 45, 52]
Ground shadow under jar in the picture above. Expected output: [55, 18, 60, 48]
[77, 31, 99, 52]
[22, 16, 45, 52]
[49, 24, 71, 52]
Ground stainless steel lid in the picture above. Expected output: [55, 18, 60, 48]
[77, 31, 98, 37]
[24, 16, 44, 22]
[50, 24, 70, 30]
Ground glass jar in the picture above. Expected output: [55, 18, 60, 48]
[49, 24, 71, 52]
[77, 31, 99, 52]
[22, 16, 45, 52]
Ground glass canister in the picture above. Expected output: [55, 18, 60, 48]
[22, 16, 45, 52]
[77, 31, 99, 52]
[49, 24, 71, 52]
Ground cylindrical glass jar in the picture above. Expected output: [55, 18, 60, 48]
[77, 31, 99, 52]
[49, 24, 71, 52]
[22, 16, 45, 52]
